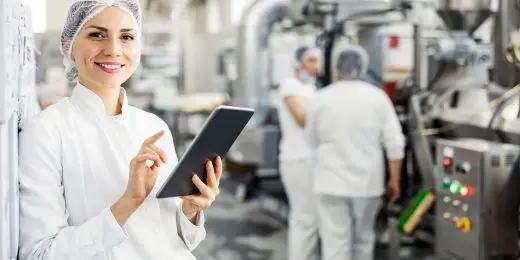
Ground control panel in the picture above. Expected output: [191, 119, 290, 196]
[437, 146, 479, 238]
[435, 139, 520, 260]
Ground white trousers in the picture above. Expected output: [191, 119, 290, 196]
[316, 194, 381, 260]
[280, 159, 320, 260]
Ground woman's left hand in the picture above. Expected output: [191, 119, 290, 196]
[181, 156, 222, 221]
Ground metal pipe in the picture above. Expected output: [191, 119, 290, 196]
[413, 23, 427, 90]
[235, 0, 290, 123]
[492, 0, 512, 87]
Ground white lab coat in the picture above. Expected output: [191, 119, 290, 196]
[277, 77, 319, 260]
[277, 77, 316, 161]
[305, 80, 405, 197]
[18, 83, 206, 260]
[305, 80, 405, 260]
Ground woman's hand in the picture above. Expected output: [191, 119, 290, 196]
[181, 156, 223, 222]
[124, 130, 168, 206]
[112, 130, 168, 226]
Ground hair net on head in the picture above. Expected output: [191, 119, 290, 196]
[294, 46, 321, 68]
[60, 0, 142, 82]
[335, 45, 369, 80]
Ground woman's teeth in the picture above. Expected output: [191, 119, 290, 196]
[99, 63, 122, 69]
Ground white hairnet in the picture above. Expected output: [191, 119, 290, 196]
[60, 0, 142, 81]
[335, 45, 369, 79]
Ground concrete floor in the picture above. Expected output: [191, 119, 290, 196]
[192, 181, 435, 260]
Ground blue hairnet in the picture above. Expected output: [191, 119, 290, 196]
[60, 0, 142, 82]
[335, 45, 369, 79]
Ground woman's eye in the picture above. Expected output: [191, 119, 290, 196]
[122, 34, 134, 41]
[89, 32, 104, 40]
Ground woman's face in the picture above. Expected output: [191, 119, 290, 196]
[301, 52, 321, 77]
[71, 6, 139, 89]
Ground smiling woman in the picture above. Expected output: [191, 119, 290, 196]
[72, 8, 138, 89]
[17, 1, 222, 260]
[62, 4, 142, 116]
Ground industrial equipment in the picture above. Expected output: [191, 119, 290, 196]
[387, 0, 520, 258]
[226, 0, 292, 202]
[407, 0, 504, 192]
[435, 138, 520, 260]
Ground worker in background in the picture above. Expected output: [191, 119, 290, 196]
[305, 45, 405, 260]
[18, 0, 221, 259]
[278, 46, 321, 260]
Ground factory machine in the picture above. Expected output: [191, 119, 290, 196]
[225, 0, 292, 203]
[393, 0, 520, 258]
[435, 139, 520, 259]
[408, 0, 503, 191]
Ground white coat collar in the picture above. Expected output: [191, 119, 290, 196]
[71, 83, 129, 120]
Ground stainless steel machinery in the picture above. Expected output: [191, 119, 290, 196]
[397, 1, 520, 258]
[408, 0, 505, 191]
[435, 138, 520, 260]
[290, 0, 408, 86]
[227, 0, 290, 179]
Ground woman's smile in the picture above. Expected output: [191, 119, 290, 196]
[95, 61, 125, 74]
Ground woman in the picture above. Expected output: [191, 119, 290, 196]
[18, 1, 220, 259]
[277, 46, 321, 260]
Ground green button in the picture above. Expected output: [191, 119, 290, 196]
[442, 178, 451, 189]
[450, 183, 461, 194]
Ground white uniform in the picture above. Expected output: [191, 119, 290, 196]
[277, 77, 319, 260]
[18, 83, 206, 260]
[305, 80, 405, 260]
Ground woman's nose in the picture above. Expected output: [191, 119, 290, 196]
[103, 38, 121, 57]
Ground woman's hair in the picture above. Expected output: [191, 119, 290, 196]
[60, 0, 142, 82]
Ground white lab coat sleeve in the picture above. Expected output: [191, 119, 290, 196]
[156, 119, 206, 251]
[18, 119, 128, 260]
[279, 78, 301, 98]
[176, 198, 206, 250]
[380, 94, 405, 160]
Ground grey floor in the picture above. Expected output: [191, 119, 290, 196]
[191, 181, 435, 260]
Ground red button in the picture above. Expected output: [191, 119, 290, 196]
[460, 186, 473, 196]
[443, 158, 452, 167]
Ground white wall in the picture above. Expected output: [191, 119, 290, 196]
[46, 0, 68, 32]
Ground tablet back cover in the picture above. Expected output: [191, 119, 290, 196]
[157, 106, 254, 198]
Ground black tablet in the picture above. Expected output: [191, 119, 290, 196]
[156, 105, 254, 198]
